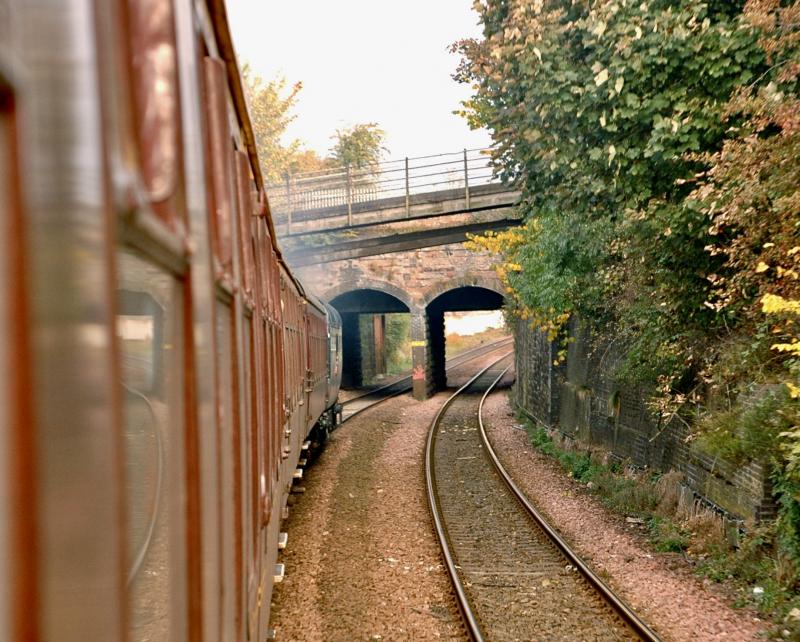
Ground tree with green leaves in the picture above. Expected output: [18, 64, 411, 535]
[242, 64, 326, 182]
[455, 0, 764, 377]
[458, 0, 800, 605]
[329, 123, 388, 171]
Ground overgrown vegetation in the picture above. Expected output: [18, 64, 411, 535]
[455, 0, 800, 598]
[384, 313, 411, 375]
[524, 418, 800, 634]
[358, 314, 411, 382]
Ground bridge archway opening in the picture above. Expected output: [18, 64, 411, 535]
[425, 286, 506, 391]
[329, 289, 411, 389]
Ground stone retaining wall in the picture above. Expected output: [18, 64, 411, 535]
[513, 318, 775, 522]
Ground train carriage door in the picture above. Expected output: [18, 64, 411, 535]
[202, 55, 240, 642]
[273, 255, 285, 452]
[118, 2, 192, 641]
[260, 227, 273, 493]
[304, 307, 312, 420]
[256, 223, 270, 521]
[267, 245, 282, 488]
[247, 218, 266, 639]
[233, 151, 256, 639]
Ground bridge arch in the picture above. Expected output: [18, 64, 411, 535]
[420, 275, 505, 310]
[323, 279, 417, 315]
[326, 282, 414, 389]
[423, 281, 506, 394]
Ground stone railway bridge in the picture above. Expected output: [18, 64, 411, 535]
[267, 148, 520, 399]
[294, 247, 505, 399]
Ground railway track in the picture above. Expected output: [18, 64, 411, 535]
[425, 355, 661, 642]
[339, 337, 513, 423]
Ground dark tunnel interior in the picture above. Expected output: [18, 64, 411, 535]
[330, 289, 410, 388]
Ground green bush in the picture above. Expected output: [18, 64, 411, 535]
[649, 516, 690, 553]
[697, 387, 797, 466]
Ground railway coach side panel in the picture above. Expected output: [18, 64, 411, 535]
[1, 1, 339, 640]
[280, 271, 308, 490]
[306, 302, 330, 429]
[202, 52, 243, 642]
[248, 198, 290, 639]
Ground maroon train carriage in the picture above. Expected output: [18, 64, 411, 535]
[0, 1, 341, 641]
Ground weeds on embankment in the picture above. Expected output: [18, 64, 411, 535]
[522, 419, 800, 638]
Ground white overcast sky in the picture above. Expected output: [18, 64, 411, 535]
[225, 0, 492, 161]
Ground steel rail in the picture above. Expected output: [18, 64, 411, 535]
[341, 337, 513, 407]
[424, 351, 514, 642]
[339, 337, 514, 425]
[476, 367, 662, 642]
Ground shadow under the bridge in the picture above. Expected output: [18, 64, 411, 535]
[426, 286, 506, 392]
[329, 289, 410, 389]
[329, 285, 506, 400]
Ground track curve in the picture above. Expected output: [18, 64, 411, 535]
[340, 337, 513, 423]
[425, 355, 661, 642]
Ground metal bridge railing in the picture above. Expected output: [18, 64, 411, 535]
[264, 148, 499, 228]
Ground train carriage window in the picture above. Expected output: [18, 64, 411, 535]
[277, 325, 285, 476]
[265, 321, 273, 454]
[117, 250, 187, 642]
[261, 319, 278, 522]
[126, 0, 183, 224]
[242, 317, 256, 544]
[260, 235, 269, 316]
[234, 152, 254, 298]
[202, 57, 234, 278]
[274, 320, 285, 440]
[264, 321, 276, 479]
[265, 231, 275, 318]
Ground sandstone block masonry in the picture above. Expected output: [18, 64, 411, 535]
[513, 318, 775, 524]
[289, 243, 503, 400]
[291, 243, 500, 308]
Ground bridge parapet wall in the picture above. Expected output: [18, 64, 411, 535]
[292, 242, 501, 312]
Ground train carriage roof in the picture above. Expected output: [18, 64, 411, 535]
[206, 0, 319, 306]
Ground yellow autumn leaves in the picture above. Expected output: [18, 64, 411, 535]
[465, 222, 570, 344]
[761, 293, 800, 401]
